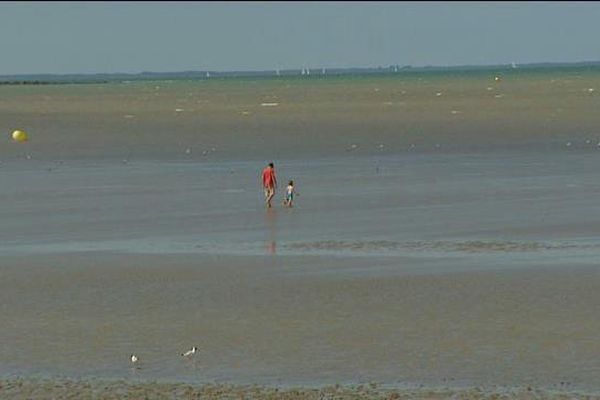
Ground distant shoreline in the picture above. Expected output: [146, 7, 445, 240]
[2, 61, 600, 85]
[0, 80, 110, 86]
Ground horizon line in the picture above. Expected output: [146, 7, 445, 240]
[2, 60, 600, 78]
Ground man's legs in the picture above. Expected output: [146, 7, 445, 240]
[267, 187, 275, 207]
[265, 187, 275, 207]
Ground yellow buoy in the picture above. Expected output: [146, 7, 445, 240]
[12, 129, 28, 142]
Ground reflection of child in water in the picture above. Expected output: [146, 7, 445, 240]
[283, 180, 296, 207]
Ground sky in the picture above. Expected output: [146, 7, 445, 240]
[1, 1, 600, 75]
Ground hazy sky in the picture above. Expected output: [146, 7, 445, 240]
[1, 1, 599, 74]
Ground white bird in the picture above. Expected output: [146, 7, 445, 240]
[181, 346, 199, 357]
[346, 143, 358, 152]
[130, 354, 138, 364]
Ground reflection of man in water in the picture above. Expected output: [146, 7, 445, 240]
[261, 162, 277, 208]
[264, 196, 277, 255]
[267, 240, 276, 255]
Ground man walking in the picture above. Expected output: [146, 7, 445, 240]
[262, 162, 278, 208]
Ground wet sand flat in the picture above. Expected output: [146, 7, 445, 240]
[1, 150, 600, 393]
[1, 72, 600, 162]
[2, 378, 599, 400]
[1, 252, 600, 391]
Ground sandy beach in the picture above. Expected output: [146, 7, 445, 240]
[2, 71, 600, 397]
[2, 251, 600, 391]
[3, 378, 600, 400]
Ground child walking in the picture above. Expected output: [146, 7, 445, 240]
[283, 180, 296, 207]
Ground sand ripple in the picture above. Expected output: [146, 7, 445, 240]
[286, 240, 597, 254]
[1, 378, 598, 400]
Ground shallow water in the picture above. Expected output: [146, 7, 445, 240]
[2, 152, 600, 260]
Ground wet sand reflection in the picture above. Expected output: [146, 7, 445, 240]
[265, 207, 277, 255]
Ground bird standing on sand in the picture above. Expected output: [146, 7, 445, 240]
[181, 346, 199, 357]
[130, 354, 139, 365]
